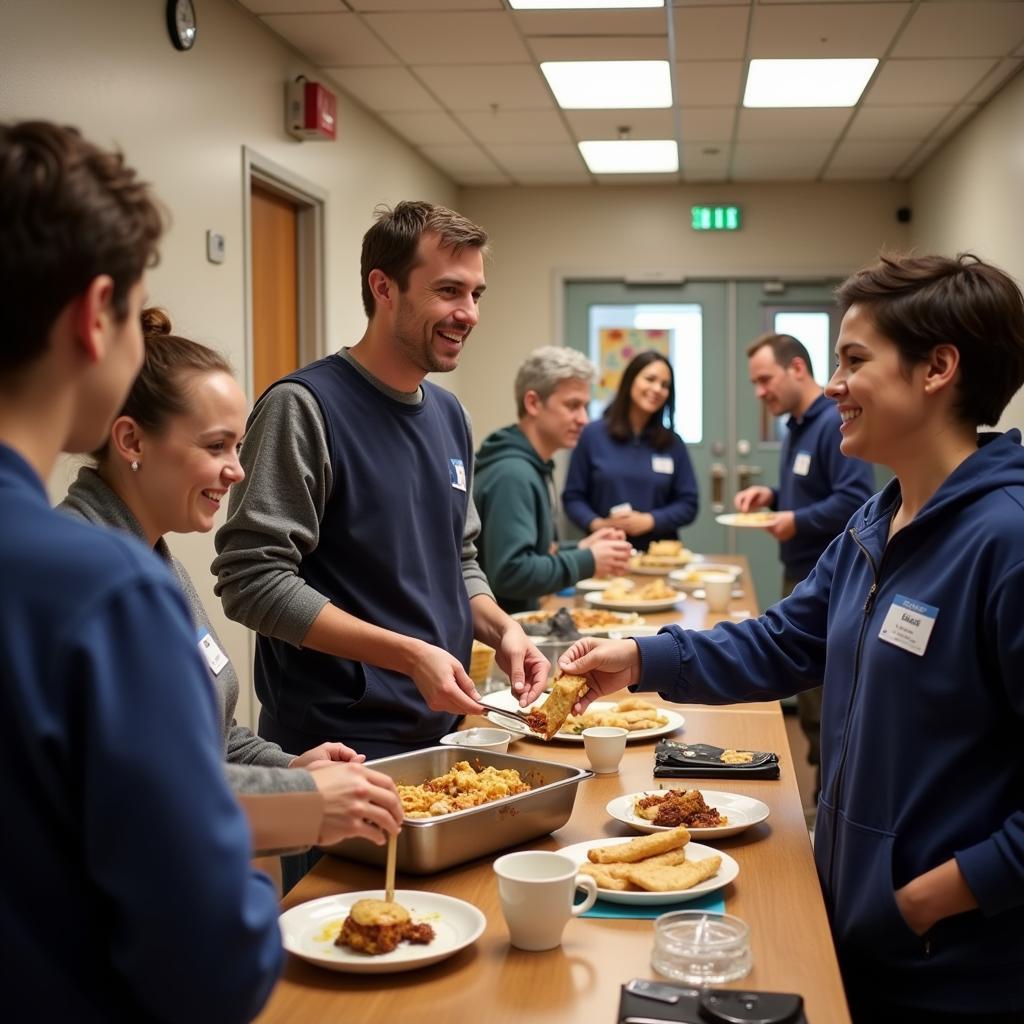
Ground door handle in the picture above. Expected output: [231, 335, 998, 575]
[737, 464, 762, 492]
[710, 462, 726, 513]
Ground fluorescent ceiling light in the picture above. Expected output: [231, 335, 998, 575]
[744, 59, 878, 108]
[510, 1, 662, 8]
[578, 140, 678, 174]
[542, 61, 672, 109]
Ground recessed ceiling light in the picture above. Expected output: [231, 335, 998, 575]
[743, 59, 879, 108]
[578, 139, 679, 174]
[542, 61, 672, 109]
[509, 1, 662, 8]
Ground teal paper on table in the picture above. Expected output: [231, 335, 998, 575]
[583, 892, 726, 920]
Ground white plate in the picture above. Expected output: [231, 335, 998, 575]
[629, 559, 689, 575]
[512, 608, 644, 635]
[668, 564, 742, 591]
[556, 838, 739, 906]
[483, 690, 684, 744]
[692, 587, 744, 600]
[584, 590, 685, 613]
[715, 512, 777, 528]
[279, 890, 485, 974]
[576, 576, 635, 593]
[606, 790, 770, 840]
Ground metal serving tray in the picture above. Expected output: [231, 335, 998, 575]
[322, 745, 592, 875]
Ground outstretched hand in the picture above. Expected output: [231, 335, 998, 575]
[495, 624, 550, 706]
[557, 637, 642, 712]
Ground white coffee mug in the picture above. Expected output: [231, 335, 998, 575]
[702, 573, 734, 613]
[493, 851, 598, 951]
[582, 726, 628, 774]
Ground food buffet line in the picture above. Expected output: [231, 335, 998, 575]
[255, 554, 851, 1024]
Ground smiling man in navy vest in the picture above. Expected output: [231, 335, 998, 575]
[735, 332, 875, 799]
[214, 202, 549, 765]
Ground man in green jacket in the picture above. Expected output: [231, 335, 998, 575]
[474, 346, 632, 613]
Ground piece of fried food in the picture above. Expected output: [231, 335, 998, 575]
[648, 540, 683, 556]
[602, 585, 634, 602]
[635, 789, 727, 829]
[615, 697, 656, 712]
[525, 672, 589, 740]
[605, 849, 688, 879]
[399, 761, 530, 818]
[721, 749, 754, 764]
[588, 825, 690, 864]
[335, 899, 436, 955]
[579, 862, 637, 891]
[623, 854, 721, 893]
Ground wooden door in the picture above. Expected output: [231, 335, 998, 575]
[251, 182, 299, 397]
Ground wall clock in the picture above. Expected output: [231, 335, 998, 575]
[166, 0, 197, 51]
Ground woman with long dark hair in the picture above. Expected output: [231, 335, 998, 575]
[563, 349, 698, 551]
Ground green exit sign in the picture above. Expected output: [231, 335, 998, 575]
[691, 205, 741, 231]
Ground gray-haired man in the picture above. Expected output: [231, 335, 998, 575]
[474, 346, 632, 613]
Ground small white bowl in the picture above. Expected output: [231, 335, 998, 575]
[440, 727, 513, 753]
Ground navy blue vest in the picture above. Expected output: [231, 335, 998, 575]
[255, 355, 474, 753]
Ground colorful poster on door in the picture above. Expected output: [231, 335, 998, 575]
[596, 328, 671, 406]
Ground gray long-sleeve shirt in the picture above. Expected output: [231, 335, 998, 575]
[60, 467, 314, 795]
[213, 349, 493, 651]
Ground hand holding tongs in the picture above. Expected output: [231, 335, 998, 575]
[479, 700, 535, 729]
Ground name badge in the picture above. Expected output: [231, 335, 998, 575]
[878, 594, 938, 657]
[652, 455, 674, 475]
[792, 450, 812, 477]
[198, 631, 229, 676]
[449, 458, 467, 491]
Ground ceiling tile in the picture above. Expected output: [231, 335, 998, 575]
[681, 141, 730, 181]
[731, 140, 833, 180]
[364, 12, 530, 64]
[680, 107, 736, 139]
[844, 104, 952, 140]
[675, 60, 743, 105]
[929, 103, 981, 142]
[378, 111, 471, 146]
[864, 58, 996, 104]
[458, 109, 572, 144]
[418, 143, 505, 178]
[485, 144, 587, 175]
[892, 2, 1024, 58]
[564, 108, 676, 140]
[515, 10, 667, 35]
[737, 107, 852, 142]
[414, 65, 554, 112]
[326, 67, 442, 113]
[966, 58, 1024, 103]
[351, 0, 502, 9]
[673, 6, 750, 61]
[749, 3, 911, 59]
[823, 138, 920, 179]
[240, 0, 345, 12]
[896, 104, 979, 176]
[529, 36, 668, 61]
[259, 13, 398, 66]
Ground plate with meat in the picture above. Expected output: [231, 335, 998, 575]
[606, 789, 770, 840]
[279, 890, 485, 973]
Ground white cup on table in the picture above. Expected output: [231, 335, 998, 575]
[582, 726, 628, 774]
[493, 851, 598, 951]
[702, 573, 735, 613]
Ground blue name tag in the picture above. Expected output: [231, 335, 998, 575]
[449, 458, 467, 491]
[878, 593, 939, 657]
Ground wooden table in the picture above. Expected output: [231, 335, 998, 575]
[256, 558, 850, 1024]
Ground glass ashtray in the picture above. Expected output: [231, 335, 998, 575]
[651, 910, 752, 985]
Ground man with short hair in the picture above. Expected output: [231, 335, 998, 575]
[736, 332, 875, 795]
[214, 202, 548, 762]
[0, 120, 281, 1023]
[474, 346, 632, 614]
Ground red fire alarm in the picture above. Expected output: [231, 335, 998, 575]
[287, 77, 337, 142]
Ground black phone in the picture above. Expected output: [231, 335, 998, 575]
[619, 979, 807, 1024]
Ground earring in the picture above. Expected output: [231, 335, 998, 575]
[130, 460, 140, 473]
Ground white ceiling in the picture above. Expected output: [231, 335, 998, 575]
[237, 0, 1024, 186]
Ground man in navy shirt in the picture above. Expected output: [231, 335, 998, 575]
[736, 332, 875, 797]
[0, 120, 281, 1022]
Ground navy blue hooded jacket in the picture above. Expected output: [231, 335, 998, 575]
[636, 430, 1024, 1014]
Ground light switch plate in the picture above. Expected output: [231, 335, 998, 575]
[206, 230, 226, 264]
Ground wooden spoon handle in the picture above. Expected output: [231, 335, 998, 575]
[384, 831, 397, 904]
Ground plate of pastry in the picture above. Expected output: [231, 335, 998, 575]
[606, 789, 770, 840]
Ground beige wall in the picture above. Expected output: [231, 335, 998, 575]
[457, 182, 910, 440]
[1, 0, 457, 729]
[910, 69, 1024, 431]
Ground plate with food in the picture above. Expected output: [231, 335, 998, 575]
[512, 606, 643, 635]
[668, 564, 742, 591]
[279, 890, 486, 973]
[715, 512, 777, 528]
[575, 575, 635, 593]
[484, 690, 684, 744]
[584, 584, 685, 613]
[606, 789, 770, 840]
[556, 830, 739, 906]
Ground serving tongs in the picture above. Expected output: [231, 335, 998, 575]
[479, 700, 537, 730]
